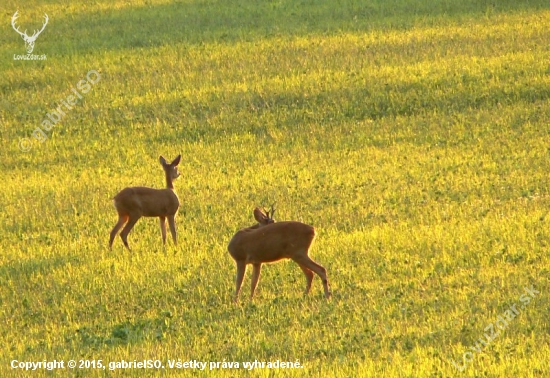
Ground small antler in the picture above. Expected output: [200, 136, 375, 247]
[261, 203, 276, 220]
[262, 203, 275, 220]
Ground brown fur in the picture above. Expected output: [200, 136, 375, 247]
[109, 155, 181, 250]
[228, 207, 331, 302]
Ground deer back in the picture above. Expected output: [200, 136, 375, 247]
[113, 187, 180, 217]
[228, 221, 316, 263]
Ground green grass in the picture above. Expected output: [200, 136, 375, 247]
[1, 0, 550, 376]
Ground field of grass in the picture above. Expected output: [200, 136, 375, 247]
[1, 0, 550, 376]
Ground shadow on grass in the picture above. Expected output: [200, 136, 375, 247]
[4, 0, 549, 55]
[0, 254, 81, 281]
[75, 310, 174, 348]
[113, 71, 550, 145]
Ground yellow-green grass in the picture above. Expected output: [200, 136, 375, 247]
[1, 0, 550, 376]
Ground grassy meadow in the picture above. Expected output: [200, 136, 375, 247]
[2, 0, 550, 376]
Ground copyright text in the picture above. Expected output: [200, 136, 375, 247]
[10, 359, 304, 371]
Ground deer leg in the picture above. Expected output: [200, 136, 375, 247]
[250, 263, 262, 300]
[119, 214, 140, 251]
[234, 261, 247, 303]
[109, 214, 128, 249]
[167, 214, 177, 245]
[292, 255, 331, 299]
[297, 263, 314, 295]
[159, 216, 167, 245]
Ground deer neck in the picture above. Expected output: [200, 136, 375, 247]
[248, 222, 272, 230]
[165, 172, 174, 190]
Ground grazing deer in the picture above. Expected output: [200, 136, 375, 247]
[228, 205, 331, 302]
[11, 11, 49, 54]
[109, 155, 181, 250]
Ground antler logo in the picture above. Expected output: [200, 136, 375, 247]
[11, 11, 48, 54]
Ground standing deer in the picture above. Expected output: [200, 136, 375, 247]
[109, 155, 181, 250]
[228, 205, 331, 302]
[11, 11, 49, 54]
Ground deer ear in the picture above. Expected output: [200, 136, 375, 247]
[159, 156, 167, 165]
[253, 207, 267, 224]
[172, 155, 181, 166]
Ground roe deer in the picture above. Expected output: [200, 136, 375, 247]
[109, 155, 181, 250]
[228, 205, 331, 302]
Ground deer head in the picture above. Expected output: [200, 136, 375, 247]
[11, 11, 49, 54]
[254, 203, 276, 226]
